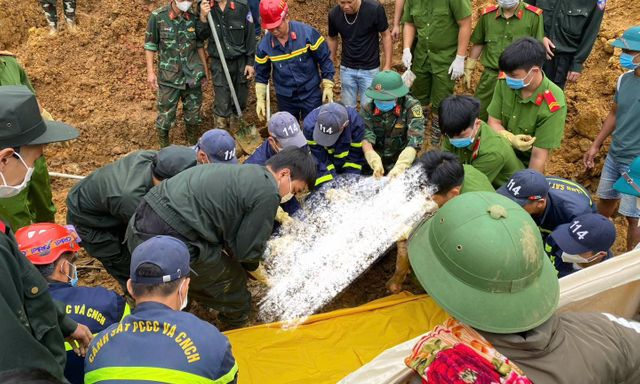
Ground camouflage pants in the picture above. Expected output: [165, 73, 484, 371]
[39, 0, 76, 27]
[156, 84, 203, 133]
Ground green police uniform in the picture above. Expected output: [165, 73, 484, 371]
[460, 164, 495, 194]
[197, 0, 255, 123]
[470, 2, 544, 119]
[486, 74, 566, 165]
[0, 53, 56, 231]
[402, 0, 471, 110]
[443, 121, 524, 188]
[127, 164, 280, 326]
[361, 96, 426, 171]
[144, 4, 206, 146]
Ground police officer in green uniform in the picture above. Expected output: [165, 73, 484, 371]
[465, 0, 544, 120]
[198, 0, 255, 132]
[401, 0, 471, 146]
[529, 0, 605, 89]
[440, 95, 523, 188]
[145, 0, 208, 147]
[360, 70, 425, 179]
[487, 37, 566, 173]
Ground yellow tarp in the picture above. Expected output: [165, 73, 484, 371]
[224, 292, 448, 384]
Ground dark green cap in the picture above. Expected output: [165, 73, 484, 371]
[364, 70, 409, 101]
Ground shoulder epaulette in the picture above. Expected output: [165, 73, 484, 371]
[0, 51, 16, 57]
[0, 220, 6, 234]
[525, 4, 543, 15]
[497, 71, 506, 80]
[482, 5, 499, 15]
[543, 90, 561, 112]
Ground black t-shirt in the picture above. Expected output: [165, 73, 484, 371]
[328, 0, 389, 70]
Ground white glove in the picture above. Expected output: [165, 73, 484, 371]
[448, 55, 466, 80]
[402, 48, 412, 69]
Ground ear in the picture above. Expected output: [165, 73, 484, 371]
[196, 150, 209, 164]
[0, 148, 14, 173]
[449, 186, 461, 198]
[126, 279, 135, 299]
[183, 277, 190, 294]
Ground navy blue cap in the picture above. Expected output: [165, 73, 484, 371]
[130, 236, 191, 284]
[313, 103, 348, 147]
[268, 111, 307, 148]
[497, 169, 550, 206]
[550, 213, 616, 254]
[196, 129, 238, 163]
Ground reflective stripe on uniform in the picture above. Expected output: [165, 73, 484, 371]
[85, 364, 239, 384]
[547, 177, 593, 206]
[334, 151, 349, 159]
[255, 37, 325, 64]
[65, 303, 133, 351]
[343, 162, 362, 170]
[327, 164, 336, 171]
[307, 140, 318, 145]
[350, 142, 363, 148]
[315, 174, 334, 186]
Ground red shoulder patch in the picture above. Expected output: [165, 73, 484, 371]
[0, 220, 6, 234]
[543, 90, 561, 113]
[497, 71, 506, 80]
[482, 5, 498, 15]
[525, 4, 543, 15]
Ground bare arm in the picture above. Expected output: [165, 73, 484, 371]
[327, 35, 338, 66]
[584, 104, 617, 169]
[488, 116, 506, 133]
[391, 0, 406, 41]
[381, 29, 393, 70]
[456, 16, 472, 56]
[469, 44, 484, 60]
[529, 147, 549, 173]
[362, 140, 374, 153]
[402, 22, 416, 50]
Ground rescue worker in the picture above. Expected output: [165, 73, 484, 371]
[529, 0, 605, 89]
[545, 213, 616, 278]
[360, 70, 425, 179]
[465, 0, 544, 119]
[66, 145, 197, 287]
[303, 102, 366, 187]
[254, 0, 336, 121]
[497, 169, 595, 241]
[440, 95, 523, 188]
[39, 0, 77, 34]
[195, 129, 238, 164]
[0, 86, 90, 381]
[408, 191, 640, 383]
[401, 0, 471, 146]
[584, 26, 640, 251]
[84, 236, 238, 384]
[145, 0, 208, 147]
[126, 147, 316, 328]
[198, 0, 256, 132]
[16, 223, 129, 384]
[487, 37, 566, 173]
[0, 51, 58, 231]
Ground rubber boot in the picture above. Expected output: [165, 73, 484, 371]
[157, 129, 170, 148]
[65, 18, 78, 33]
[229, 115, 241, 136]
[213, 115, 230, 131]
[185, 124, 199, 146]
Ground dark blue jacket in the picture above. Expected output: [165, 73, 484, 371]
[303, 106, 366, 187]
[255, 21, 335, 97]
[537, 177, 596, 239]
[85, 301, 237, 384]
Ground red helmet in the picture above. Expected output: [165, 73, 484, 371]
[260, 0, 289, 29]
[16, 223, 81, 265]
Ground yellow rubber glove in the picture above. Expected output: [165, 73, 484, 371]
[500, 130, 536, 151]
[464, 58, 477, 90]
[364, 150, 384, 178]
[275, 206, 293, 226]
[388, 147, 417, 179]
[255, 82, 267, 121]
[41, 108, 54, 121]
[322, 79, 334, 103]
[248, 263, 271, 286]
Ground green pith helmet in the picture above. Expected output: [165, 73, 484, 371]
[364, 70, 410, 101]
[408, 192, 559, 334]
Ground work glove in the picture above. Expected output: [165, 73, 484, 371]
[322, 79, 335, 103]
[463, 58, 477, 90]
[388, 147, 417, 179]
[255, 82, 267, 121]
[448, 55, 466, 80]
[275, 206, 293, 226]
[364, 150, 384, 178]
[248, 263, 271, 286]
[500, 130, 537, 151]
[402, 48, 412, 69]
[41, 108, 54, 121]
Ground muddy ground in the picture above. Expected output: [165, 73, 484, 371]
[1, 0, 639, 326]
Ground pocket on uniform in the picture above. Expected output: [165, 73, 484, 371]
[564, 9, 589, 40]
[228, 22, 245, 46]
[22, 269, 58, 341]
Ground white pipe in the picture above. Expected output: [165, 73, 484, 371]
[49, 172, 85, 180]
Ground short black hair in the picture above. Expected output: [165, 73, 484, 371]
[498, 37, 546, 73]
[131, 262, 184, 298]
[416, 150, 464, 195]
[266, 147, 317, 191]
[439, 96, 480, 137]
[0, 368, 63, 384]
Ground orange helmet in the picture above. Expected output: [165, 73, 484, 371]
[16, 223, 81, 265]
[260, 0, 288, 29]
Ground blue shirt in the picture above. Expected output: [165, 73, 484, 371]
[303, 106, 366, 187]
[610, 71, 640, 164]
[85, 301, 237, 384]
[255, 21, 335, 97]
[537, 177, 595, 238]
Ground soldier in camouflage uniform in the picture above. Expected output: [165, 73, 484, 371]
[197, 0, 256, 132]
[360, 71, 425, 179]
[145, 1, 208, 147]
[39, 0, 77, 34]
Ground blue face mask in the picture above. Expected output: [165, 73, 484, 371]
[505, 68, 533, 90]
[449, 136, 474, 148]
[620, 53, 639, 70]
[66, 261, 78, 287]
[374, 100, 396, 112]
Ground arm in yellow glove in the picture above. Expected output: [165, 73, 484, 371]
[364, 149, 384, 178]
[463, 58, 477, 90]
[255, 82, 267, 121]
[500, 130, 537, 151]
[322, 79, 334, 103]
[388, 147, 417, 179]
[275, 206, 293, 226]
[247, 263, 271, 286]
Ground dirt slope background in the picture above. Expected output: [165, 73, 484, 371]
[1, 0, 639, 324]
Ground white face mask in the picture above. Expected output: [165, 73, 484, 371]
[0, 153, 34, 199]
[175, 1, 192, 12]
[561, 251, 603, 264]
[497, 0, 519, 9]
[279, 174, 294, 204]
[178, 279, 188, 311]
